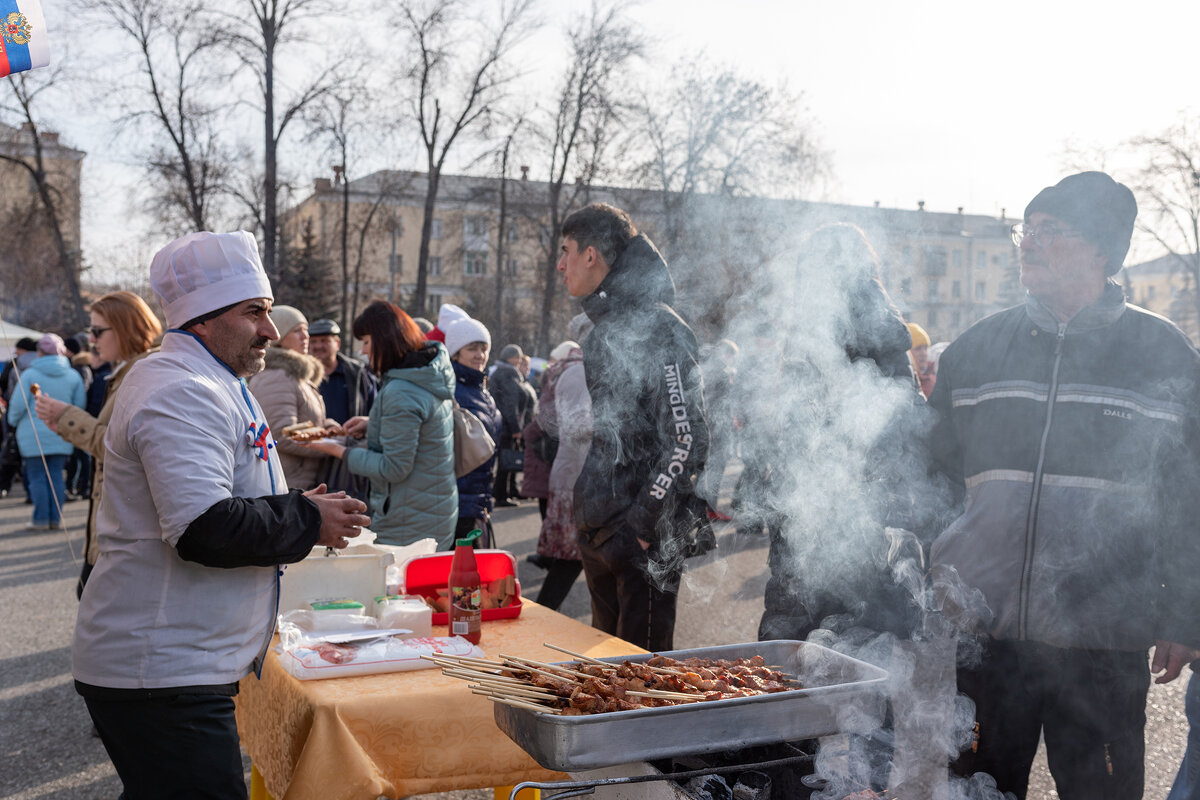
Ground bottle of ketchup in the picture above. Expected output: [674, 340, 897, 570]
[448, 528, 482, 644]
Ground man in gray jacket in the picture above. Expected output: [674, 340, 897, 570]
[928, 172, 1200, 799]
[73, 231, 370, 800]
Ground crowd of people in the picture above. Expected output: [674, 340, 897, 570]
[4, 172, 1200, 799]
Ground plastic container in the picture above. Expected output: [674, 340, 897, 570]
[373, 594, 433, 637]
[403, 549, 523, 626]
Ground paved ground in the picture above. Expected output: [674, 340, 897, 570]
[0, 468, 1189, 799]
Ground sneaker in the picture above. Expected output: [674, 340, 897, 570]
[25, 523, 49, 532]
[49, 522, 64, 530]
[526, 554, 550, 570]
[495, 499, 519, 508]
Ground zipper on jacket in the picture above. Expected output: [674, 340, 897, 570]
[253, 567, 282, 679]
[1018, 322, 1067, 639]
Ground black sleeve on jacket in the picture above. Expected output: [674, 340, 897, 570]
[176, 489, 322, 569]
[491, 367, 522, 433]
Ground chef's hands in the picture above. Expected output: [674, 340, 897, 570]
[343, 416, 369, 439]
[304, 484, 370, 549]
[35, 394, 68, 433]
[1152, 640, 1200, 684]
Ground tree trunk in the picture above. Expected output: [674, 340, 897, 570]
[263, 34, 277, 276]
[495, 141, 511, 348]
[537, 182, 564, 355]
[414, 164, 441, 317]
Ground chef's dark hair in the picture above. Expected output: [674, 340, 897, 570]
[180, 301, 239, 332]
[352, 300, 425, 375]
[561, 203, 636, 268]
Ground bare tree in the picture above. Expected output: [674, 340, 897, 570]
[532, 1, 642, 353]
[1125, 118, 1200, 337]
[225, 0, 340, 278]
[492, 117, 524, 348]
[388, 0, 536, 316]
[0, 72, 87, 329]
[623, 57, 829, 330]
[94, 0, 233, 233]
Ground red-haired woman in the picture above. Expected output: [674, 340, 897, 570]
[301, 301, 457, 548]
[34, 291, 163, 594]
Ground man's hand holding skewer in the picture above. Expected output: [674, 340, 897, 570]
[304, 484, 369, 549]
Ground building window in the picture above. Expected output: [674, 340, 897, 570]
[427, 293, 444, 317]
[388, 253, 402, 275]
[504, 258, 518, 277]
[428, 256, 442, 277]
[927, 279, 939, 299]
[900, 278, 912, 295]
[506, 223, 519, 243]
[1147, 285, 1157, 301]
[923, 246, 947, 276]
[976, 251, 986, 268]
[952, 280, 962, 298]
[465, 251, 488, 276]
[430, 218, 442, 239]
[975, 281, 986, 300]
[952, 250, 963, 268]
[952, 311, 961, 327]
[467, 216, 488, 236]
[927, 310, 939, 328]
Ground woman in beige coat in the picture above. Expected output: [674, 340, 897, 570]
[247, 305, 335, 490]
[35, 291, 162, 596]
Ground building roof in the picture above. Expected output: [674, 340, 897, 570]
[0, 120, 85, 161]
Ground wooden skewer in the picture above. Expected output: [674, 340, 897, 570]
[626, 690, 704, 701]
[431, 653, 508, 668]
[468, 679, 556, 697]
[542, 643, 617, 668]
[470, 686, 559, 705]
[500, 654, 593, 680]
[487, 695, 562, 714]
[441, 667, 531, 686]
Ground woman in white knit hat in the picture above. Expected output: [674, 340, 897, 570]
[443, 316, 502, 545]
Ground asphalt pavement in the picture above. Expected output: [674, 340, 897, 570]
[0, 469, 1189, 800]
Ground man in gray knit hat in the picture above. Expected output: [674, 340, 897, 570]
[926, 172, 1200, 798]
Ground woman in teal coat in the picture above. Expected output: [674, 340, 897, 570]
[302, 301, 457, 548]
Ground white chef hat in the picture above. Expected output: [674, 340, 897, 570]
[443, 317, 491, 359]
[150, 231, 273, 329]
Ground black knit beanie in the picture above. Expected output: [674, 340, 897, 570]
[1024, 171, 1137, 275]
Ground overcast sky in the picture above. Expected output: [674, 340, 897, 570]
[30, 0, 1200, 277]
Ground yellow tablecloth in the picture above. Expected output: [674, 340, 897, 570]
[235, 602, 644, 800]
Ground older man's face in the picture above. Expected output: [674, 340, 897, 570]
[194, 298, 278, 378]
[309, 334, 340, 366]
[1019, 211, 1107, 304]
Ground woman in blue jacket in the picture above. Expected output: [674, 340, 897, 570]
[302, 302, 457, 549]
[442, 317, 502, 546]
[7, 334, 85, 530]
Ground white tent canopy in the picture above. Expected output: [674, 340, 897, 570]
[0, 317, 46, 362]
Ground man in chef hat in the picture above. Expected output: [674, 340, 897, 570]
[72, 231, 371, 799]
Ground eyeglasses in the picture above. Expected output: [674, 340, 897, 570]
[1010, 223, 1086, 248]
[89, 326, 111, 338]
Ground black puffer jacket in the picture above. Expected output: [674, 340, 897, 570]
[574, 234, 709, 550]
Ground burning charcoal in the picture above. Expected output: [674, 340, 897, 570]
[732, 770, 772, 800]
[684, 774, 732, 800]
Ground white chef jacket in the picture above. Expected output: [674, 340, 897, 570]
[73, 331, 289, 688]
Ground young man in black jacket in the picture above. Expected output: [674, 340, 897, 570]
[557, 203, 709, 651]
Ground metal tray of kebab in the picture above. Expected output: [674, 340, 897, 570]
[491, 640, 887, 771]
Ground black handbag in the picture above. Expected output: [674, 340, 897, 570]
[499, 446, 525, 473]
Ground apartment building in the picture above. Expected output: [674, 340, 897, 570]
[284, 169, 1021, 347]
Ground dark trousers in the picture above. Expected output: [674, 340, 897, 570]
[535, 557, 583, 611]
[81, 687, 247, 800]
[577, 528, 680, 652]
[953, 639, 1149, 800]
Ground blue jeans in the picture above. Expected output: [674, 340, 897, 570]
[1169, 669, 1200, 800]
[23, 455, 67, 526]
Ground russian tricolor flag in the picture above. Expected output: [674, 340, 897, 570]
[0, 0, 49, 78]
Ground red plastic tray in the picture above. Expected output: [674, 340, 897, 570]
[402, 549, 523, 624]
